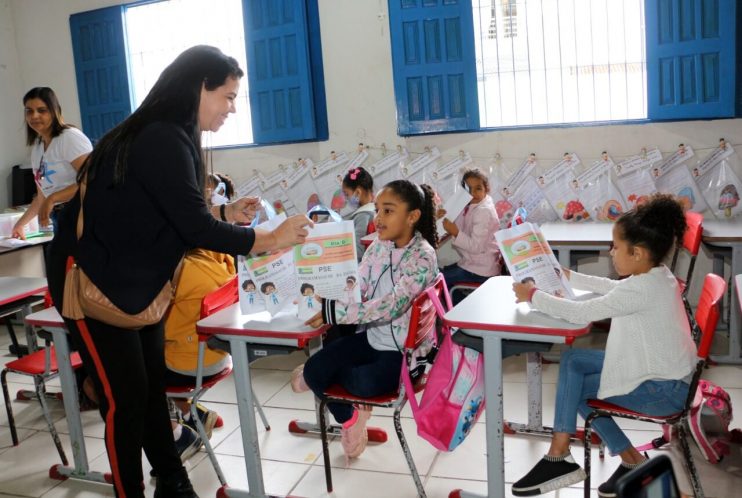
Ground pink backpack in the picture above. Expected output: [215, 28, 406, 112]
[638, 379, 737, 463]
[401, 286, 485, 452]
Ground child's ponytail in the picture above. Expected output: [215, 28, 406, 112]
[416, 184, 439, 249]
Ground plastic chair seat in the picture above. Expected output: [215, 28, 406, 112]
[586, 399, 680, 422]
[165, 366, 233, 394]
[324, 385, 400, 406]
[5, 347, 82, 376]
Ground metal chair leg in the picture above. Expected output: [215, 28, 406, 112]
[35, 376, 68, 466]
[583, 412, 599, 498]
[319, 399, 333, 493]
[1, 369, 19, 446]
[394, 406, 426, 498]
[252, 386, 270, 431]
[677, 421, 705, 498]
[189, 403, 227, 486]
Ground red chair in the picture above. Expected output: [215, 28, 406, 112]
[1, 294, 82, 466]
[165, 275, 268, 486]
[582, 273, 726, 498]
[318, 274, 447, 497]
[669, 211, 704, 342]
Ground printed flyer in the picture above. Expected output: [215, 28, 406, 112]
[239, 218, 361, 318]
[293, 220, 362, 319]
[495, 222, 575, 299]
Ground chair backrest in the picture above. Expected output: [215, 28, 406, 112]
[670, 211, 703, 292]
[694, 273, 726, 360]
[679, 273, 725, 413]
[200, 276, 239, 319]
[404, 273, 449, 350]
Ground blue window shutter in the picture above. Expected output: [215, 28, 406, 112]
[69, 6, 133, 142]
[243, 0, 316, 144]
[388, 0, 479, 135]
[646, 0, 736, 120]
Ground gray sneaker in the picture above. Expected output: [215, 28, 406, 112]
[174, 424, 202, 462]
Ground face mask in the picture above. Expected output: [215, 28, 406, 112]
[348, 194, 361, 209]
[211, 181, 228, 206]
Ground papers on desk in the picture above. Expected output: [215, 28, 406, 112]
[495, 222, 575, 299]
[0, 237, 31, 248]
[436, 189, 472, 236]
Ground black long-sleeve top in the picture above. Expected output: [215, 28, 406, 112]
[71, 121, 255, 314]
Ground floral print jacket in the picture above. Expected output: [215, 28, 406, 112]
[322, 232, 439, 351]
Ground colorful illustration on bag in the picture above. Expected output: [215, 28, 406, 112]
[461, 396, 483, 437]
[273, 200, 285, 214]
[331, 187, 346, 211]
[628, 194, 650, 207]
[677, 186, 696, 210]
[562, 200, 590, 221]
[307, 193, 321, 211]
[600, 200, 623, 221]
[719, 184, 740, 218]
[495, 199, 514, 227]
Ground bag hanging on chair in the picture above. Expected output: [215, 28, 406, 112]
[62, 180, 183, 330]
[401, 285, 485, 452]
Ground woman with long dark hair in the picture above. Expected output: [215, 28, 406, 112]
[12, 87, 92, 237]
[47, 45, 311, 498]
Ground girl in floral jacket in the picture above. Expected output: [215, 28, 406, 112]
[293, 180, 439, 460]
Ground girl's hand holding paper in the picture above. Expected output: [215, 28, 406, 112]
[513, 281, 535, 303]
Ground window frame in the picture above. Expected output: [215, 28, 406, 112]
[69, 0, 328, 148]
[387, 0, 740, 138]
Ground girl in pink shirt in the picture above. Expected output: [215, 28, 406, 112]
[440, 168, 501, 303]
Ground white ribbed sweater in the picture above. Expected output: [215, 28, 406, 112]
[532, 265, 697, 399]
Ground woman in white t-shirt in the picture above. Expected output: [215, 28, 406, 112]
[12, 87, 92, 238]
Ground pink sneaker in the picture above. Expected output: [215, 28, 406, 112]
[341, 406, 371, 459]
[291, 364, 309, 393]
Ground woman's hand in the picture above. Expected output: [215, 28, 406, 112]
[436, 208, 447, 220]
[226, 197, 260, 224]
[11, 223, 26, 240]
[273, 215, 313, 249]
[38, 197, 55, 228]
[442, 218, 458, 237]
[305, 311, 324, 328]
[513, 281, 535, 303]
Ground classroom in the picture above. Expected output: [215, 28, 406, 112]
[1, 1, 741, 497]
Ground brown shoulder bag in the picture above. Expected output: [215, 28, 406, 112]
[62, 180, 183, 329]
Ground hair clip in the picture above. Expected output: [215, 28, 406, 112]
[349, 167, 361, 180]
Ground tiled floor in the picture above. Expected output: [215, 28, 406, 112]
[1, 327, 741, 498]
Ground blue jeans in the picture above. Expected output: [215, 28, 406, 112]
[303, 330, 402, 423]
[553, 348, 689, 455]
[442, 264, 489, 305]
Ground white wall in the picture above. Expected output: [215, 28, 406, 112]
[0, 0, 27, 209]
[4, 0, 740, 302]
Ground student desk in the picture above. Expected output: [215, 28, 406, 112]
[0, 276, 48, 356]
[442, 276, 591, 498]
[540, 222, 613, 269]
[703, 219, 742, 364]
[23, 307, 112, 484]
[196, 303, 327, 498]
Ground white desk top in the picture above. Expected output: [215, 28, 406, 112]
[540, 221, 613, 246]
[25, 306, 64, 328]
[702, 219, 742, 242]
[0, 276, 48, 307]
[443, 276, 591, 341]
[196, 302, 327, 342]
[0, 234, 53, 254]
